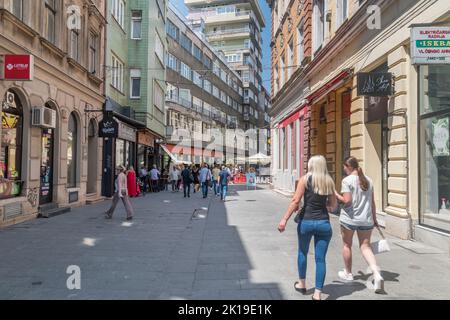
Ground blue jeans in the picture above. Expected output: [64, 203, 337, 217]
[212, 180, 218, 195]
[297, 220, 332, 290]
[220, 185, 228, 200]
[201, 182, 209, 198]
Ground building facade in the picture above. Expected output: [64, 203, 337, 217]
[165, 4, 247, 165]
[185, 0, 271, 150]
[102, 0, 167, 197]
[269, 0, 450, 254]
[0, 0, 107, 226]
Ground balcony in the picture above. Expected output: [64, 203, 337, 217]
[206, 27, 251, 41]
[204, 11, 252, 25]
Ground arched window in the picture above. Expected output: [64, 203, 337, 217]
[1, 90, 23, 199]
[67, 112, 78, 187]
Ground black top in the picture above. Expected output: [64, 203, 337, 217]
[302, 176, 329, 221]
[181, 169, 192, 184]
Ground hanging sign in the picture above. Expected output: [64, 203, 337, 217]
[411, 27, 450, 64]
[357, 72, 393, 96]
[99, 115, 118, 138]
[3, 55, 34, 80]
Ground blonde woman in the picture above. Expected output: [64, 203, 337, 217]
[278, 155, 337, 300]
[335, 156, 384, 293]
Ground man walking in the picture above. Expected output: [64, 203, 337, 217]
[181, 165, 193, 198]
[149, 165, 160, 192]
[219, 166, 231, 202]
[212, 165, 221, 196]
[199, 163, 212, 199]
[105, 165, 134, 220]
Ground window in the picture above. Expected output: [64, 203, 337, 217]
[274, 63, 279, 95]
[180, 62, 192, 80]
[313, 0, 325, 53]
[131, 10, 142, 39]
[193, 45, 202, 61]
[212, 86, 219, 98]
[220, 69, 227, 83]
[89, 32, 98, 74]
[70, 29, 80, 62]
[280, 56, 285, 88]
[111, 54, 124, 92]
[130, 69, 141, 99]
[0, 91, 23, 199]
[166, 83, 178, 101]
[242, 71, 250, 83]
[167, 20, 179, 41]
[45, 0, 57, 44]
[203, 55, 212, 69]
[179, 89, 191, 108]
[155, 32, 164, 65]
[287, 40, 294, 79]
[12, 0, 24, 21]
[213, 62, 220, 77]
[67, 113, 78, 188]
[419, 65, 450, 233]
[166, 53, 178, 71]
[297, 26, 304, 66]
[112, 0, 125, 28]
[220, 91, 227, 104]
[193, 71, 202, 87]
[180, 33, 192, 53]
[203, 79, 212, 93]
[336, 0, 348, 28]
[154, 81, 164, 111]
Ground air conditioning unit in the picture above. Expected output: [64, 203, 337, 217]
[6, 92, 15, 105]
[32, 106, 56, 128]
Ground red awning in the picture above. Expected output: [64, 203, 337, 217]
[277, 102, 309, 129]
[306, 69, 352, 104]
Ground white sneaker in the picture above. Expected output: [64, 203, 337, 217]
[338, 270, 354, 282]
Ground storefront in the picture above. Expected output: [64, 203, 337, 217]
[419, 64, 450, 233]
[137, 130, 155, 170]
[115, 120, 137, 169]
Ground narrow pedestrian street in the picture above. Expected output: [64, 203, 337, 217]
[0, 187, 449, 300]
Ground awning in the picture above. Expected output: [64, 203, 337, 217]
[160, 144, 179, 163]
[278, 105, 309, 129]
[306, 69, 353, 104]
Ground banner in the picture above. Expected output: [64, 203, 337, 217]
[246, 173, 257, 187]
[432, 117, 449, 157]
[411, 27, 450, 64]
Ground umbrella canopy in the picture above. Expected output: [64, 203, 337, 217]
[248, 153, 272, 163]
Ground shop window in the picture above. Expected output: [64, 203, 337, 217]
[67, 112, 78, 188]
[1, 91, 23, 199]
[419, 65, 450, 232]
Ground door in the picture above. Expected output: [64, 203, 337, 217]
[341, 91, 352, 180]
[40, 128, 54, 205]
[87, 120, 97, 194]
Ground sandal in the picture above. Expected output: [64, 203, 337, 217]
[294, 282, 306, 294]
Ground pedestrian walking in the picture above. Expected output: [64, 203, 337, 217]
[199, 163, 212, 199]
[105, 165, 134, 220]
[334, 156, 384, 293]
[170, 165, 179, 192]
[149, 165, 160, 192]
[181, 165, 193, 198]
[192, 165, 200, 193]
[218, 166, 231, 201]
[212, 165, 221, 196]
[277, 155, 337, 301]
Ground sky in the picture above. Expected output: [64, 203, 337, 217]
[168, 0, 272, 92]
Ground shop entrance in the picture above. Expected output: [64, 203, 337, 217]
[316, 103, 327, 156]
[40, 128, 54, 205]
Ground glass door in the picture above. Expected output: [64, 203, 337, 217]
[40, 128, 54, 205]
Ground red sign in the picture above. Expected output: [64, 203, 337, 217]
[3, 55, 34, 80]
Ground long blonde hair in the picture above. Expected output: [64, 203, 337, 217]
[305, 155, 335, 196]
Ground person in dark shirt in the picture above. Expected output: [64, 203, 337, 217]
[181, 165, 193, 198]
[218, 166, 231, 201]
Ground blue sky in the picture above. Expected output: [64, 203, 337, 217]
[168, 0, 272, 92]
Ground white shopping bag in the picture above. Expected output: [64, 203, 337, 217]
[371, 226, 391, 254]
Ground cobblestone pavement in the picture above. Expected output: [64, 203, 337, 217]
[0, 185, 449, 300]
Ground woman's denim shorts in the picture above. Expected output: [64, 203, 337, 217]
[340, 222, 374, 231]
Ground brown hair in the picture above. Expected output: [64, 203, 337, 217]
[344, 156, 369, 191]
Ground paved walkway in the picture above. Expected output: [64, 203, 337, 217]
[0, 186, 449, 300]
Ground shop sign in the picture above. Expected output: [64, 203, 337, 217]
[411, 27, 450, 64]
[118, 121, 136, 142]
[357, 72, 393, 96]
[99, 116, 118, 138]
[137, 131, 154, 147]
[432, 117, 449, 157]
[3, 55, 34, 80]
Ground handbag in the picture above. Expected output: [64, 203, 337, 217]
[294, 205, 305, 224]
[371, 225, 391, 254]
